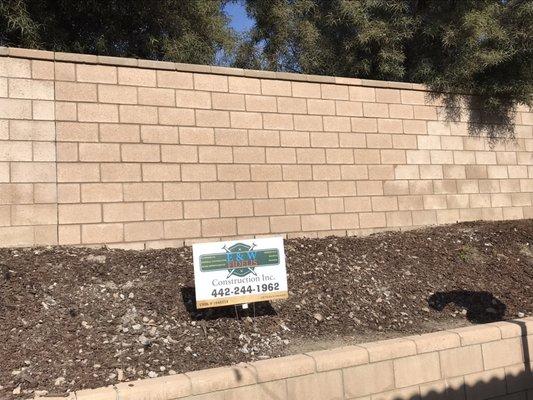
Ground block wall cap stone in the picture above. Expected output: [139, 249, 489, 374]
[0, 46, 436, 91]
[244, 69, 278, 79]
[253, 354, 316, 382]
[115, 373, 191, 399]
[448, 324, 502, 346]
[408, 331, 461, 353]
[306, 345, 369, 371]
[210, 65, 245, 76]
[98, 55, 138, 67]
[493, 320, 526, 339]
[359, 337, 417, 362]
[7, 47, 54, 60]
[137, 59, 175, 70]
[55, 51, 98, 63]
[175, 62, 212, 74]
[74, 385, 118, 400]
[185, 363, 257, 394]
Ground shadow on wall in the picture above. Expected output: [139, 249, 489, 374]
[428, 290, 507, 323]
[180, 286, 277, 321]
[429, 93, 516, 144]
[389, 320, 531, 400]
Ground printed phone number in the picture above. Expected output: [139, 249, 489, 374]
[211, 283, 280, 298]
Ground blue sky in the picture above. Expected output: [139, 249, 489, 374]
[224, 1, 254, 32]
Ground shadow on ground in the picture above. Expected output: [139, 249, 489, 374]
[428, 290, 507, 323]
[180, 286, 277, 321]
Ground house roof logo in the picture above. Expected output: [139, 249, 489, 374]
[199, 242, 280, 278]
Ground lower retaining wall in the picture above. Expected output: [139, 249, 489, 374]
[39, 318, 533, 400]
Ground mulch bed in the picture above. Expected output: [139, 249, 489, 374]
[1, 219, 532, 399]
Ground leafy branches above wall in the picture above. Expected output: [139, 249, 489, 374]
[236, 0, 533, 141]
[0, 0, 236, 65]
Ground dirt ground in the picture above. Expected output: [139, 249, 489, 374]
[0, 219, 532, 399]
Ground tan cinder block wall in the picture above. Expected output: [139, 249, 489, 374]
[38, 318, 533, 400]
[1, 47, 532, 248]
[0, 53, 57, 246]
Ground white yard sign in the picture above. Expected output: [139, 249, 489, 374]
[192, 237, 288, 309]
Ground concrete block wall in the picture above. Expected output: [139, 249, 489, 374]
[1, 47, 532, 248]
[38, 318, 533, 399]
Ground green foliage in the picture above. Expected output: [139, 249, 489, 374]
[237, 0, 533, 141]
[0, 0, 236, 65]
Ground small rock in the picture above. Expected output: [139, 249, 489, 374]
[184, 346, 192, 352]
[84, 254, 106, 264]
[313, 312, 324, 322]
[518, 312, 525, 318]
[117, 369, 124, 381]
[132, 324, 142, 330]
[148, 371, 158, 378]
[138, 335, 152, 347]
[54, 377, 66, 386]
[93, 364, 101, 369]
[461, 309, 468, 316]
[81, 321, 92, 329]
[13, 386, 21, 395]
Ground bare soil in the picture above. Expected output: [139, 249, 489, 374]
[1, 220, 532, 399]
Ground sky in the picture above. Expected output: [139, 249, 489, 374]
[224, 1, 254, 33]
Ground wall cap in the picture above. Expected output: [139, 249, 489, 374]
[0, 45, 430, 92]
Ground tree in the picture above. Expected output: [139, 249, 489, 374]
[0, 0, 236, 65]
[237, 0, 533, 141]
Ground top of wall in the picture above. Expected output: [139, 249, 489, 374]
[0, 46, 429, 92]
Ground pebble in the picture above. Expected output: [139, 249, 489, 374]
[148, 371, 158, 378]
[13, 386, 21, 395]
[313, 312, 324, 322]
[81, 321, 92, 329]
[117, 369, 124, 381]
[84, 254, 106, 264]
[518, 312, 525, 318]
[54, 377, 66, 386]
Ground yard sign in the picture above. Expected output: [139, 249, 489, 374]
[192, 237, 288, 309]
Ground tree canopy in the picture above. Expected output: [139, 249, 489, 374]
[1, 0, 531, 140]
[0, 0, 235, 65]
[236, 0, 532, 141]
